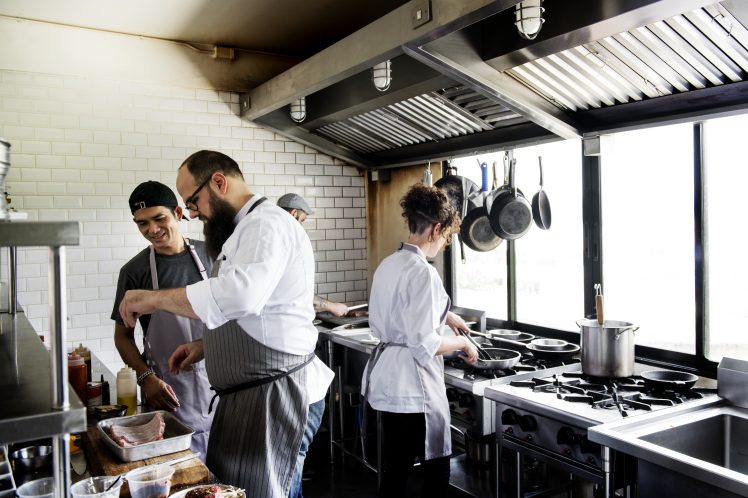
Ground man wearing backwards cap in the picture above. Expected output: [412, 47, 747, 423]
[111, 180, 214, 460]
[277, 193, 351, 318]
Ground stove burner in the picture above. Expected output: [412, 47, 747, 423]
[511, 372, 715, 414]
[445, 352, 578, 381]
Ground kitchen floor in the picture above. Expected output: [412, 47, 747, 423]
[302, 427, 473, 498]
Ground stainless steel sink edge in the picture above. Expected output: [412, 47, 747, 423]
[589, 399, 748, 496]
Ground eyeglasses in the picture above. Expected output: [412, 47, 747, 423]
[184, 176, 212, 211]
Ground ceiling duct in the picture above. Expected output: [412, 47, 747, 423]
[244, 0, 748, 169]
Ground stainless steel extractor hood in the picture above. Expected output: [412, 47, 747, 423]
[241, 0, 748, 169]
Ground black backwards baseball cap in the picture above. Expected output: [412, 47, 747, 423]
[129, 181, 187, 218]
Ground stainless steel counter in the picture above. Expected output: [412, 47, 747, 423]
[0, 311, 87, 443]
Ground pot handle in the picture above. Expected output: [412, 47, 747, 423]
[614, 326, 640, 340]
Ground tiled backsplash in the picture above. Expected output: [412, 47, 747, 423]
[0, 69, 368, 372]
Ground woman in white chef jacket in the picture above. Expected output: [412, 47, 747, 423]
[363, 183, 479, 498]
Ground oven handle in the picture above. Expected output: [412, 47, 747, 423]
[450, 424, 465, 439]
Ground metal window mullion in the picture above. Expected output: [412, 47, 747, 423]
[693, 122, 707, 359]
[548, 52, 616, 107]
[648, 20, 724, 86]
[588, 41, 659, 99]
[686, 9, 748, 74]
[566, 47, 634, 104]
[631, 27, 705, 90]
[599, 36, 672, 97]
[616, 30, 689, 92]
[582, 142, 603, 320]
[666, 16, 742, 82]
[509, 66, 577, 111]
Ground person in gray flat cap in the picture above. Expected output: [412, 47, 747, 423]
[277, 193, 350, 318]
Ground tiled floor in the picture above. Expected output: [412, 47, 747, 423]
[301, 428, 474, 498]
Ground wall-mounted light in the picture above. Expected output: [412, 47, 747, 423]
[290, 97, 306, 123]
[515, 0, 545, 40]
[372, 60, 392, 92]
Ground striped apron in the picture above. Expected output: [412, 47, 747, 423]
[203, 197, 314, 498]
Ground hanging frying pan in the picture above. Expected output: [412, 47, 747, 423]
[531, 156, 552, 229]
[460, 161, 502, 252]
[435, 165, 480, 262]
[489, 158, 533, 240]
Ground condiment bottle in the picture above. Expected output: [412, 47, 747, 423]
[100, 374, 110, 405]
[67, 352, 87, 405]
[75, 343, 92, 382]
[116, 367, 137, 415]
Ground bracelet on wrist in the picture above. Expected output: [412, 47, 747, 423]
[137, 369, 155, 386]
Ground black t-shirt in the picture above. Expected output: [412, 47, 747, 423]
[111, 240, 213, 334]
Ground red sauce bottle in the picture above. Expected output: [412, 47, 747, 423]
[68, 352, 88, 405]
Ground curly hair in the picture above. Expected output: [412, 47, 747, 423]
[400, 183, 460, 238]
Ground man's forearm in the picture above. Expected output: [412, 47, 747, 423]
[153, 288, 199, 319]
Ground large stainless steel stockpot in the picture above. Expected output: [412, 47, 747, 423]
[577, 319, 639, 378]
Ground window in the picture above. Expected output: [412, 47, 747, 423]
[704, 113, 748, 361]
[600, 124, 695, 353]
[451, 140, 583, 329]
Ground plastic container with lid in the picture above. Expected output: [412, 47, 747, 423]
[75, 343, 92, 382]
[116, 367, 137, 416]
[68, 352, 87, 405]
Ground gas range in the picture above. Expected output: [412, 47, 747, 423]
[444, 353, 581, 435]
[484, 364, 719, 497]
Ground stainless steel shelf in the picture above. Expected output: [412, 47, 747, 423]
[0, 312, 86, 443]
[0, 221, 80, 247]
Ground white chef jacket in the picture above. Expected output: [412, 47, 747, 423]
[363, 243, 450, 413]
[186, 195, 334, 403]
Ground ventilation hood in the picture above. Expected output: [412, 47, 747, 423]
[241, 0, 748, 169]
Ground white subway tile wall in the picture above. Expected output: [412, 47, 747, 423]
[0, 69, 368, 373]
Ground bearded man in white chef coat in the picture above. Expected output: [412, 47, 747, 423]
[118, 151, 333, 498]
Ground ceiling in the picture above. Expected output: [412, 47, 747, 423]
[0, 0, 411, 58]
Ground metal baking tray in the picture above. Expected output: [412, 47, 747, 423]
[97, 411, 194, 462]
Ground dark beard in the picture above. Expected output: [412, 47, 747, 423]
[203, 193, 238, 260]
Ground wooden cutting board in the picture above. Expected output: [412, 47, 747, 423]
[82, 425, 212, 497]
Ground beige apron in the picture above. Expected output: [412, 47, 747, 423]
[203, 197, 314, 498]
[364, 242, 452, 460]
[143, 241, 214, 459]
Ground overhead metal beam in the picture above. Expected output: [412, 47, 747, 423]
[243, 0, 522, 120]
[297, 55, 457, 130]
[253, 113, 374, 169]
[366, 123, 559, 169]
[405, 31, 582, 140]
[576, 80, 748, 135]
[480, 0, 719, 72]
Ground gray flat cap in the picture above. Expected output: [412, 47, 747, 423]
[277, 193, 314, 215]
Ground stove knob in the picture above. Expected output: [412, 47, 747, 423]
[517, 414, 537, 432]
[556, 427, 579, 446]
[501, 409, 519, 425]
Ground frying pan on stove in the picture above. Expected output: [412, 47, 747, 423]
[461, 332, 522, 369]
[641, 370, 698, 390]
[480, 333, 581, 361]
